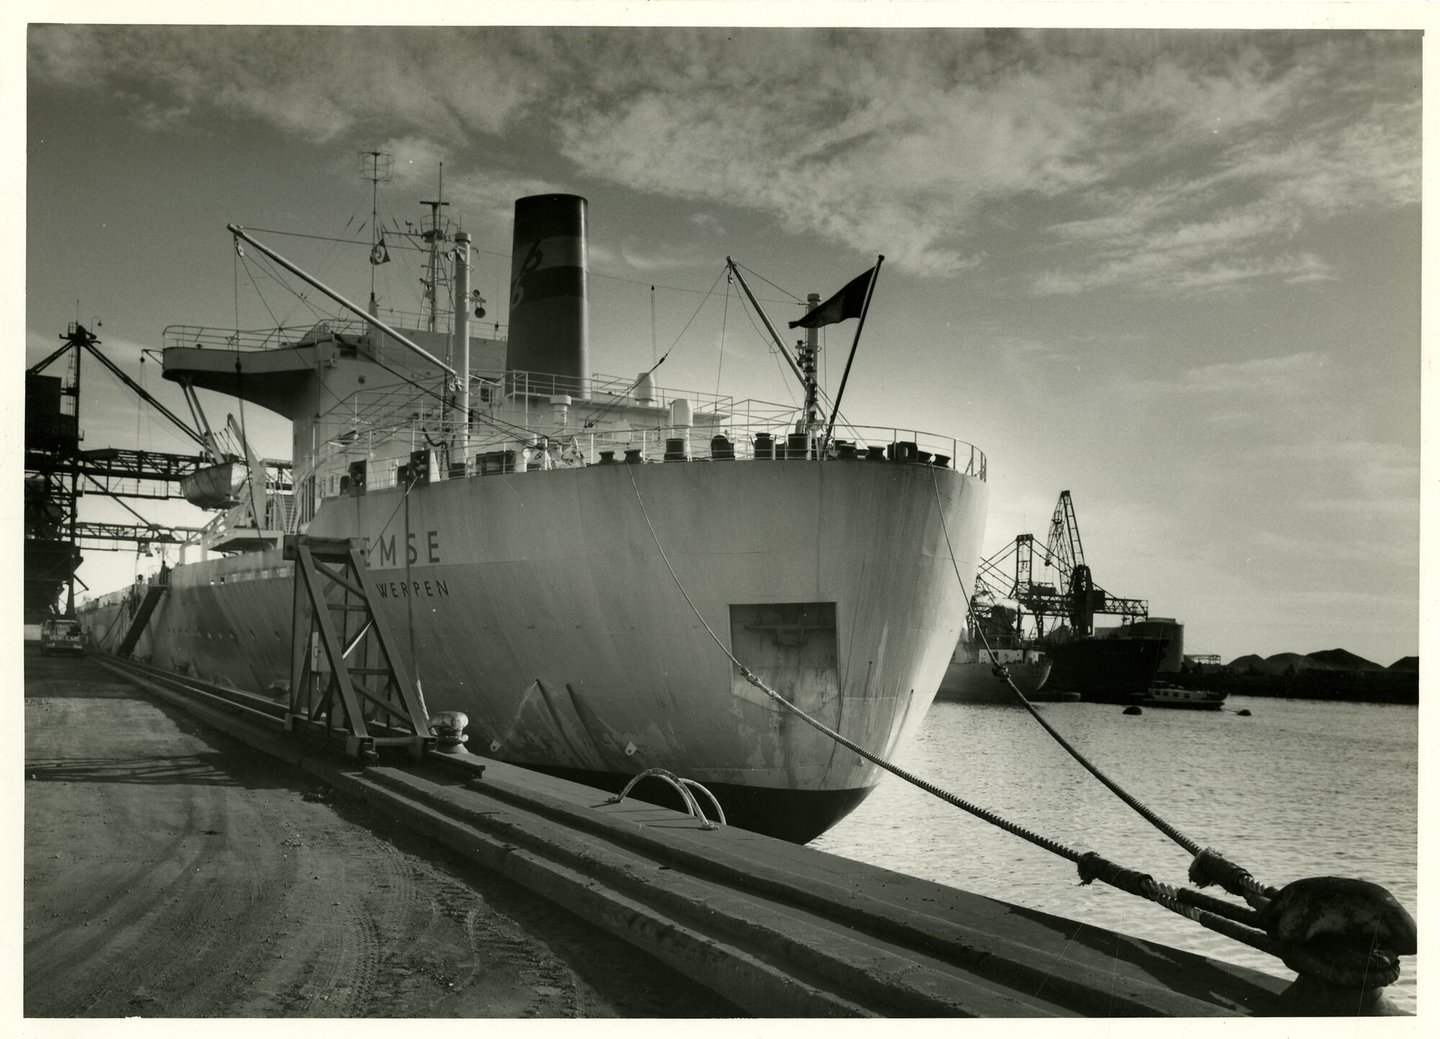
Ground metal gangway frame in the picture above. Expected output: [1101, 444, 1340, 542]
[284, 534, 435, 762]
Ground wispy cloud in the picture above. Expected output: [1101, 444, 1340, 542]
[1129, 350, 1329, 399]
[30, 26, 541, 141]
[1027, 35, 1418, 296]
[28, 25, 1420, 287]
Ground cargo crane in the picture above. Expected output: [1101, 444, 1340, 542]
[25, 322, 289, 619]
[972, 490, 1148, 641]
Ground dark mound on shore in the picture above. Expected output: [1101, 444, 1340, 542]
[1226, 649, 1387, 674]
[1197, 648, 1418, 704]
[1306, 648, 1383, 671]
[1252, 652, 1325, 676]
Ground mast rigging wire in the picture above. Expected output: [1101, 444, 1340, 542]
[582, 266, 728, 431]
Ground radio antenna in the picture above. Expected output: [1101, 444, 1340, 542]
[358, 150, 394, 310]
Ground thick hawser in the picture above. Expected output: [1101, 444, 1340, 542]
[81, 193, 989, 842]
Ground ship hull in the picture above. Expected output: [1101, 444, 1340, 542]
[1039, 636, 1169, 702]
[83, 457, 986, 841]
[935, 646, 1066, 704]
[936, 664, 1076, 704]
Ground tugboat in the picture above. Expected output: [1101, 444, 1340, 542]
[1135, 683, 1229, 711]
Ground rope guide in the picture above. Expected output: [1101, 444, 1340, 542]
[285, 534, 435, 762]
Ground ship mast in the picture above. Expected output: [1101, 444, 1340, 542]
[359, 150, 393, 314]
[798, 293, 821, 434]
[419, 164, 449, 334]
[451, 230, 471, 463]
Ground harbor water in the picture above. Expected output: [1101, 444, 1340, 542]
[814, 695, 1419, 1014]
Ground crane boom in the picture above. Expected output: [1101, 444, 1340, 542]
[971, 490, 1149, 640]
[1046, 489, 1086, 572]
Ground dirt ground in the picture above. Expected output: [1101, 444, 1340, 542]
[23, 645, 737, 1018]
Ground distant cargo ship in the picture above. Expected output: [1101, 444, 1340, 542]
[1039, 634, 1170, 702]
[936, 640, 1078, 704]
[951, 490, 1175, 707]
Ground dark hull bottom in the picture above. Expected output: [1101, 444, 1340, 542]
[1021, 690, 1082, 703]
[528, 764, 873, 844]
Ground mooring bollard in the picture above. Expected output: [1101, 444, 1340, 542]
[1275, 976, 1406, 1016]
[428, 711, 471, 754]
[1262, 876, 1417, 1016]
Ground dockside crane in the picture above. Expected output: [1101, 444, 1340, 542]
[25, 323, 288, 619]
[971, 490, 1149, 641]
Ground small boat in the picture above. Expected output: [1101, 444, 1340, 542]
[179, 459, 246, 508]
[1135, 683, 1229, 711]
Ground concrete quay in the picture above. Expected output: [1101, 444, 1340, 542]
[29, 646, 1298, 1017]
[23, 646, 736, 1018]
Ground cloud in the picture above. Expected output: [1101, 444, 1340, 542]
[548, 31, 1108, 274]
[1109, 351, 1336, 461]
[1142, 350, 1328, 398]
[28, 26, 1420, 285]
[688, 212, 726, 236]
[1243, 528, 1414, 570]
[555, 29, 1419, 284]
[1261, 439, 1421, 506]
[28, 25, 537, 142]
[1031, 246, 1334, 296]
[1021, 35, 1419, 296]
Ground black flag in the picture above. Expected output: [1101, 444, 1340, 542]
[788, 265, 877, 329]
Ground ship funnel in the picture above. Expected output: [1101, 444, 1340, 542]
[507, 194, 589, 397]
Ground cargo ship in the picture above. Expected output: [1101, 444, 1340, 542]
[935, 637, 1073, 704]
[1038, 632, 1170, 702]
[79, 191, 989, 842]
[935, 629, 1162, 705]
[953, 491, 1173, 706]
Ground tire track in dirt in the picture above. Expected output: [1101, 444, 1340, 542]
[25, 652, 739, 1018]
[26, 698, 237, 1015]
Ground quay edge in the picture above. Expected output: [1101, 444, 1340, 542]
[86, 654, 1308, 1018]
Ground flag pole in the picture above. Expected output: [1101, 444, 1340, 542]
[821, 255, 884, 453]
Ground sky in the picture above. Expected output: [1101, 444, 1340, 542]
[13, 5, 1431, 668]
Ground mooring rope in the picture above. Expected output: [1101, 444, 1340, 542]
[624, 465, 1077, 861]
[624, 464, 1282, 955]
[925, 469, 1282, 911]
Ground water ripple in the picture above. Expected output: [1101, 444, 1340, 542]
[814, 695, 1418, 1014]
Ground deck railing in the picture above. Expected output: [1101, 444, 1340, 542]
[344, 413, 984, 496]
[165, 319, 509, 354]
[163, 324, 367, 352]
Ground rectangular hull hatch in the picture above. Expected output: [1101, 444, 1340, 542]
[730, 602, 839, 714]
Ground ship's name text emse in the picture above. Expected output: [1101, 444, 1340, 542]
[363, 531, 453, 600]
[364, 530, 443, 567]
